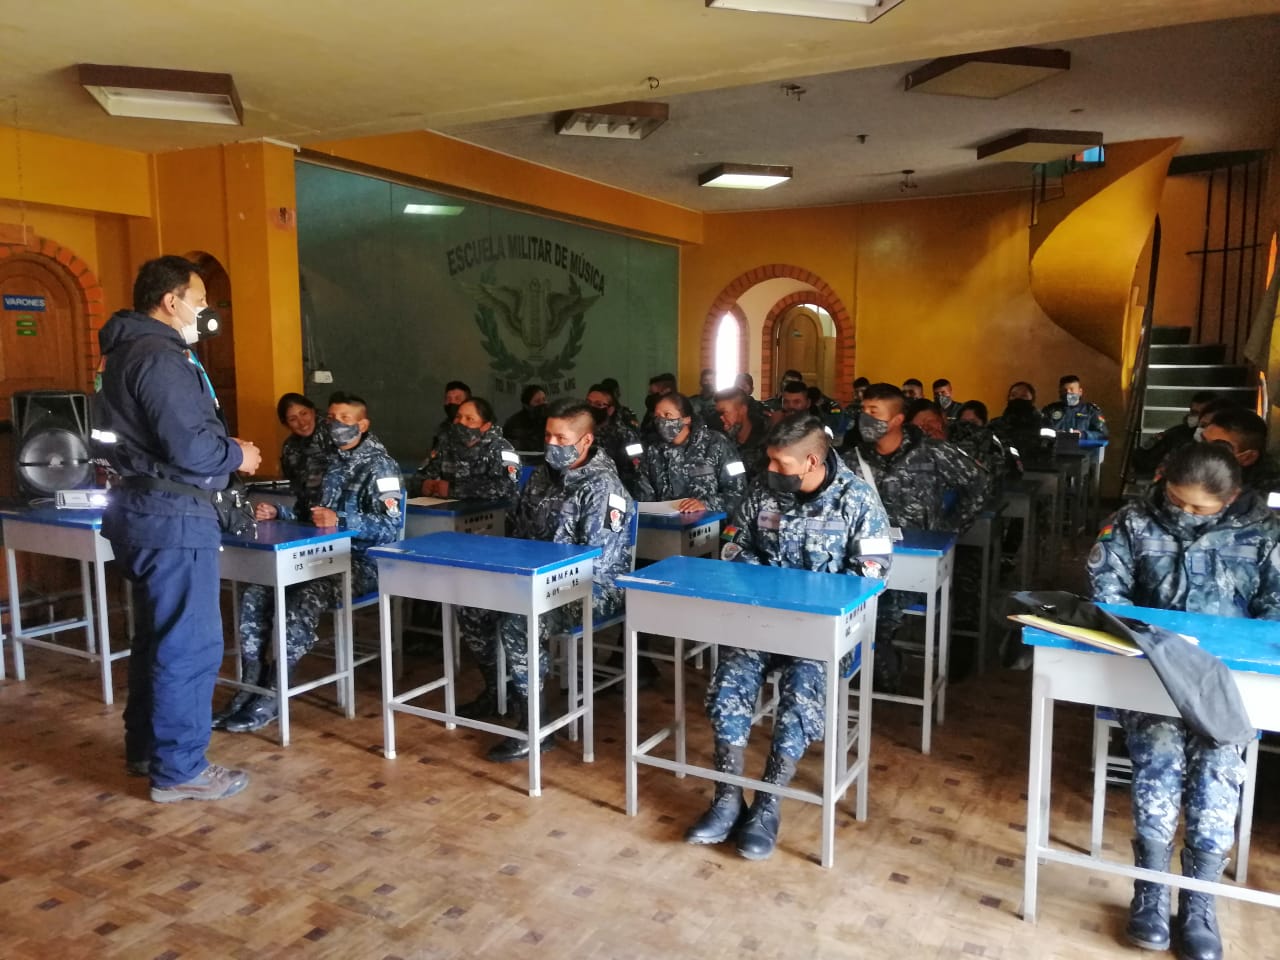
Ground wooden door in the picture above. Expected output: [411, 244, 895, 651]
[190, 254, 237, 434]
[776, 306, 825, 389]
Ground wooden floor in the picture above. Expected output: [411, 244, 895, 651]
[2, 621, 1279, 959]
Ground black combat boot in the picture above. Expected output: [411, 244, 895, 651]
[1176, 847, 1228, 960]
[457, 666, 508, 720]
[684, 742, 746, 845]
[224, 664, 287, 734]
[735, 750, 797, 861]
[212, 659, 262, 730]
[486, 694, 557, 763]
[1126, 837, 1173, 950]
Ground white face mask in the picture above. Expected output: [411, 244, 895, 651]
[178, 298, 201, 346]
[1185, 413, 1200, 430]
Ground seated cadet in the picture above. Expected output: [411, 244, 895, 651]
[687, 414, 891, 860]
[587, 382, 645, 499]
[764, 369, 804, 413]
[1089, 443, 1280, 958]
[218, 392, 403, 732]
[640, 372, 678, 439]
[458, 398, 633, 762]
[275, 392, 331, 516]
[1201, 406, 1280, 497]
[842, 383, 984, 689]
[601, 377, 640, 430]
[734, 372, 768, 425]
[932, 378, 962, 422]
[834, 376, 871, 439]
[714, 387, 768, 481]
[691, 367, 718, 425]
[1007, 380, 1037, 404]
[502, 383, 547, 452]
[806, 385, 842, 428]
[430, 380, 472, 453]
[951, 400, 1017, 491]
[779, 379, 811, 416]
[1042, 374, 1108, 440]
[635, 392, 747, 513]
[901, 378, 925, 401]
[417, 396, 519, 503]
[1133, 390, 1217, 474]
[906, 399, 948, 441]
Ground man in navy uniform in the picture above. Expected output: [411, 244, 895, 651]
[1042, 374, 1108, 440]
[97, 255, 261, 802]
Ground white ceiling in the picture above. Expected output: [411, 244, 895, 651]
[444, 14, 1280, 211]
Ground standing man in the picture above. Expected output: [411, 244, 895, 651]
[96, 256, 261, 802]
[901, 378, 925, 401]
[1042, 374, 1108, 440]
[932, 378, 961, 423]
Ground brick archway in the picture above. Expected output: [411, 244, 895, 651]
[0, 230, 105, 390]
[702, 264, 854, 402]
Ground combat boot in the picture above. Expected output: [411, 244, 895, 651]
[224, 665, 288, 734]
[212, 659, 262, 730]
[457, 666, 509, 720]
[735, 750, 797, 861]
[486, 694, 557, 763]
[684, 742, 746, 845]
[1126, 837, 1173, 950]
[1176, 847, 1228, 960]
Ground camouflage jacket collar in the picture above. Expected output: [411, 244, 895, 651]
[336, 430, 392, 466]
[1144, 482, 1275, 540]
[558, 446, 617, 487]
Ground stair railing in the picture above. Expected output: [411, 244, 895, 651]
[1121, 217, 1162, 489]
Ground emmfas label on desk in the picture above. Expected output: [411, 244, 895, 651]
[3, 295, 46, 311]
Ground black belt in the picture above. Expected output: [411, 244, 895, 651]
[117, 475, 215, 502]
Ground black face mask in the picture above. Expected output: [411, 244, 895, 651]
[443, 403, 460, 421]
[450, 422, 484, 445]
[590, 406, 609, 427]
[765, 470, 804, 494]
[526, 403, 548, 420]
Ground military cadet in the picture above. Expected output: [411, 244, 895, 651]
[218, 392, 403, 733]
[640, 372, 678, 438]
[714, 387, 768, 481]
[635, 392, 747, 513]
[587, 382, 645, 499]
[417, 397, 520, 503]
[901, 378, 925, 401]
[1133, 391, 1219, 474]
[779, 380, 811, 416]
[932, 378, 962, 422]
[502, 383, 547, 452]
[1200, 406, 1280, 498]
[1042, 374, 1108, 439]
[430, 380, 472, 453]
[1006, 380, 1037, 405]
[98, 256, 261, 802]
[842, 383, 984, 689]
[763, 369, 803, 413]
[834, 376, 871, 440]
[691, 367, 718, 425]
[275, 392, 331, 517]
[686, 414, 891, 860]
[906, 399, 948, 441]
[601, 377, 640, 430]
[458, 398, 633, 761]
[1089, 442, 1280, 959]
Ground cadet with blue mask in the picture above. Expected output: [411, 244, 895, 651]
[416, 396, 520, 505]
[1089, 442, 1280, 960]
[1042, 373, 1108, 439]
[635, 392, 747, 513]
[96, 255, 262, 802]
[457, 399, 634, 762]
[687, 414, 891, 860]
[217, 392, 403, 733]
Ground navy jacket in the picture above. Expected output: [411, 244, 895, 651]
[97, 310, 243, 548]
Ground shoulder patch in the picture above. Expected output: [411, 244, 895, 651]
[725, 460, 746, 477]
[376, 476, 401, 493]
[1051, 410, 1063, 421]
[608, 493, 627, 512]
[382, 496, 401, 518]
[625, 443, 643, 457]
[1097, 522, 1114, 542]
[1087, 542, 1106, 569]
[501, 449, 520, 464]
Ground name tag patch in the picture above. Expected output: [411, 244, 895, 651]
[725, 461, 746, 477]
[501, 449, 520, 464]
[376, 476, 401, 493]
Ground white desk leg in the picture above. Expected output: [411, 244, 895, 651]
[441, 603, 456, 728]
[380, 592, 397, 760]
[976, 523, 992, 674]
[822, 638, 839, 869]
[8, 548, 25, 680]
[937, 570, 951, 726]
[274, 587, 290, 748]
[857, 605, 874, 822]
[1089, 715, 1109, 858]
[625, 623, 639, 817]
[80, 561, 97, 656]
[1023, 670, 1052, 922]
[921, 586, 935, 756]
[341, 569, 355, 719]
[583, 599, 594, 764]
[93, 555, 113, 705]
[674, 636, 686, 777]
[1236, 738, 1258, 883]
[527, 609, 542, 798]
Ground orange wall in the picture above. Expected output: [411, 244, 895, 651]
[1150, 174, 1211, 330]
[0, 126, 151, 218]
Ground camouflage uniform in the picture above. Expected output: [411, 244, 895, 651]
[634, 421, 747, 512]
[949, 421, 1011, 502]
[416, 423, 519, 505]
[707, 451, 891, 760]
[1243, 453, 1280, 500]
[279, 429, 331, 517]
[730, 418, 770, 483]
[238, 431, 403, 669]
[1041, 399, 1108, 440]
[1089, 486, 1280, 854]
[457, 448, 632, 695]
[593, 414, 646, 500]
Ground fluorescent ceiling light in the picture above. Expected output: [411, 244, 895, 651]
[556, 101, 668, 141]
[905, 47, 1070, 99]
[78, 63, 243, 125]
[977, 128, 1103, 163]
[403, 203, 466, 216]
[699, 163, 793, 190]
[706, 0, 904, 24]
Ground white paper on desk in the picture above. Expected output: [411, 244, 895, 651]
[407, 496, 456, 507]
[637, 500, 684, 516]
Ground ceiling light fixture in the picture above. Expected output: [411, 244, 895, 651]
[698, 163, 793, 190]
[555, 101, 668, 141]
[898, 169, 918, 192]
[78, 63, 243, 125]
[905, 47, 1070, 99]
[403, 203, 466, 216]
[705, 0, 904, 24]
[976, 128, 1103, 163]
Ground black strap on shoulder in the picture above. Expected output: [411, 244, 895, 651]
[117, 475, 214, 502]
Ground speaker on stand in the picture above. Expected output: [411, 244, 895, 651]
[11, 391, 92, 500]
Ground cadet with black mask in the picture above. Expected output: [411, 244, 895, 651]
[587, 382, 645, 499]
[502, 383, 548, 452]
[430, 380, 472, 454]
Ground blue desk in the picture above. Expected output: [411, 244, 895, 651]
[619, 555, 884, 869]
[1, 506, 125, 704]
[370, 532, 601, 797]
[405, 497, 506, 539]
[1021, 605, 1280, 922]
[635, 508, 726, 562]
[218, 522, 354, 747]
[881, 529, 957, 755]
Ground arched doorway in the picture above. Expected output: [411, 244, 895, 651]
[774, 303, 837, 392]
[187, 252, 237, 435]
[0, 254, 83, 401]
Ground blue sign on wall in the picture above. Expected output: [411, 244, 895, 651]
[3, 295, 46, 312]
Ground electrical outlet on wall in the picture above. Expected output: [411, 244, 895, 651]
[313, 369, 333, 384]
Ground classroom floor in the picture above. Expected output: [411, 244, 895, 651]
[2, 574, 1279, 958]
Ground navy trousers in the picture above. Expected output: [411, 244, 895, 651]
[118, 545, 223, 787]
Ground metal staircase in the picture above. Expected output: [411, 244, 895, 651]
[1140, 327, 1257, 440]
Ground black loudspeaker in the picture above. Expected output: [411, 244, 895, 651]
[11, 391, 92, 497]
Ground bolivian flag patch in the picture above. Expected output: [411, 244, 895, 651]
[721, 524, 740, 543]
[1097, 522, 1115, 542]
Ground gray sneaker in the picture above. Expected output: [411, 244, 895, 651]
[150, 764, 250, 803]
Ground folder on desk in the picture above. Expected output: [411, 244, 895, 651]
[637, 500, 684, 516]
[407, 496, 456, 507]
[1009, 613, 1144, 656]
